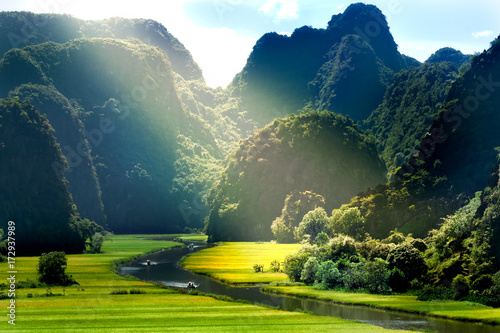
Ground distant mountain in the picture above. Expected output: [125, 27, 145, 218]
[426, 47, 471, 67]
[0, 98, 86, 255]
[366, 62, 459, 174]
[0, 37, 222, 234]
[343, 37, 500, 239]
[230, 3, 413, 125]
[206, 111, 386, 242]
[0, 12, 202, 80]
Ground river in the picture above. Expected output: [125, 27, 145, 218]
[118, 240, 500, 333]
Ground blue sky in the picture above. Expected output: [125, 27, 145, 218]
[2, 0, 499, 88]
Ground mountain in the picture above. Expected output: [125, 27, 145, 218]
[426, 47, 471, 67]
[342, 36, 500, 239]
[0, 12, 202, 81]
[0, 98, 87, 255]
[366, 62, 459, 174]
[0, 37, 223, 234]
[205, 111, 386, 242]
[230, 3, 412, 126]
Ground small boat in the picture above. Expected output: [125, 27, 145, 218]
[146, 259, 151, 266]
[187, 281, 196, 289]
[187, 243, 194, 249]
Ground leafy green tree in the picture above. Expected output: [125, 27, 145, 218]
[387, 243, 427, 283]
[294, 207, 329, 243]
[38, 251, 77, 286]
[330, 206, 366, 240]
[315, 260, 341, 289]
[271, 191, 325, 243]
[283, 251, 312, 282]
[89, 232, 104, 253]
[300, 257, 319, 284]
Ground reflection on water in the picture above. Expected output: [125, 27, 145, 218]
[118, 241, 500, 333]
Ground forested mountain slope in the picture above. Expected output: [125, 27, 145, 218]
[366, 62, 459, 174]
[0, 38, 220, 233]
[206, 111, 386, 242]
[230, 3, 414, 126]
[0, 98, 88, 255]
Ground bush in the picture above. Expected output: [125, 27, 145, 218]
[452, 274, 470, 300]
[315, 260, 341, 289]
[283, 251, 311, 282]
[129, 289, 146, 294]
[300, 257, 319, 284]
[388, 268, 407, 293]
[253, 264, 264, 272]
[326, 235, 357, 261]
[270, 260, 281, 272]
[37, 252, 77, 286]
[89, 232, 104, 253]
[387, 243, 427, 283]
[471, 275, 493, 292]
[330, 207, 366, 241]
[110, 289, 128, 295]
[364, 258, 391, 294]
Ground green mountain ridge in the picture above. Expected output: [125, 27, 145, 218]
[206, 111, 387, 242]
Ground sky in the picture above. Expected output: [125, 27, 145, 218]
[2, 0, 499, 88]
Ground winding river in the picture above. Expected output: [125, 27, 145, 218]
[118, 240, 500, 333]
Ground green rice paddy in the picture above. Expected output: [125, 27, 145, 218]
[0, 235, 408, 332]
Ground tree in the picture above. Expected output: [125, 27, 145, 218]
[387, 243, 427, 283]
[294, 207, 329, 242]
[330, 206, 366, 241]
[315, 260, 341, 289]
[89, 232, 104, 253]
[37, 251, 77, 286]
[271, 191, 325, 243]
[301, 257, 319, 284]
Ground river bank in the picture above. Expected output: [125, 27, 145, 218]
[182, 241, 500, 328]
[0, 234, 408, 332]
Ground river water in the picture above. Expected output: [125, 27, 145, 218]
[118, 241, 500, 333]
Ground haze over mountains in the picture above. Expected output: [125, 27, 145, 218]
[0, 3, 498, 260]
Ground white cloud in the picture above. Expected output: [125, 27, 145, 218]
[472, 30, 493, 38]
[259, 0, 299, 21]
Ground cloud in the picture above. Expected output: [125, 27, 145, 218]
[472, 30, 493, 38]
[259, 0, 299, 21]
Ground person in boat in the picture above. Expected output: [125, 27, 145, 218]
[187, 281, 195, 289]
[146, 259, 151, 266]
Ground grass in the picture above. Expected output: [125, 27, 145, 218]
[263, 284, 500, 325]
[185, 242, 500, 327]
[0, 235, 408, 332]
[181, 242, 300, 284]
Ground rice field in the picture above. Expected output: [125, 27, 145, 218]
[0, 235, 408, 332]
[263, 286, 500, 325]
[181, 242, 300, 284]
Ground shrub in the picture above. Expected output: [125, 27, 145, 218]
[452, 274, 470, 300]
[110, 289, 128, 295]
[37, 251, 77, 286]
[388, 268, 407, 293]
[283, 251, 311, 282]
[300, 257, 319, 284]
[129, 289, 146, 294]
[253, 264, 264, 272]
[471, 275, 494, 292]
[326, 235, 357, 261]
[89, 232, 104, 253]
[341, 261, 367, 290]
[270, 260, 281, 272]
[315, 232, 329, 246]
[315, 260, 341, 289]
[387, 243, 427, 282]
[364, 258, 391, 294]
